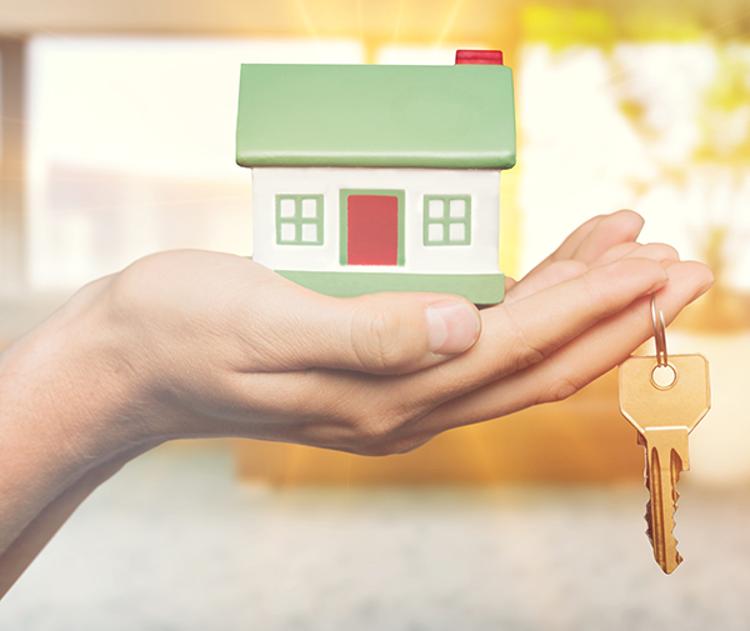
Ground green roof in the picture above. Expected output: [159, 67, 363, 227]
[236, 63, 516, 169]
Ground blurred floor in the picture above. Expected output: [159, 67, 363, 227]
[2, 441, 749, 631]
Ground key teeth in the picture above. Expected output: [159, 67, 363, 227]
[644, 447, 685, 574]
[668, 456, 684, 573]
[643, 451, 655, 546]
[644, 508, 683, 574]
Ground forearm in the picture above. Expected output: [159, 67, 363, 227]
[0, 285, 152, 573]
[0, 444, 150, 598]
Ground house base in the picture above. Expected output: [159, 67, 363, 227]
[276, 270, 505, 305]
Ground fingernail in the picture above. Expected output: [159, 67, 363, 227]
[425, 300, 481, 355]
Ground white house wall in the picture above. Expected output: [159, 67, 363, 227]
[251, 167, 500, 274]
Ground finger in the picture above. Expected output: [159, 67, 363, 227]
[570, 209, 645, 263]
[404, 257, 669, 408]
[506, 259, 587, 303]
[593, 241, 679, 267]
[246, 275, 482, 374]
[590, 241, 640, 265]
[521, 209, 643, 284]
[549, 213, 606, 260]
[524, 214, 604, 277]
[419, 261, 713, 435]
[508, 242, 680, 303]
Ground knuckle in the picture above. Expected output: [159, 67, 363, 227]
[106, 264, 147, 321]
[540, 375, 580, 404]
[346, 400, 416, 456]
[345, 406, 395, 447]
[107, 254, 164, 314]
[352, 433, 419, 457]
[501, 307, 545, 372]
[61, 274, 115, 317]
[350, 425, 394, 456]
[351, 308, 411, 372]
[389, 436, 428, 455]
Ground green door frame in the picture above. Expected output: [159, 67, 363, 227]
[339, 189, 405, 266]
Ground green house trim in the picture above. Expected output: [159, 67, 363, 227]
[236, 64, 516, 169]
[339, 189, 406, 266]
[277, 270, 505, 305]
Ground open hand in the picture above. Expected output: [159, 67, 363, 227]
[14, 210, 710, 461]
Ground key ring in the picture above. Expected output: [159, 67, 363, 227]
[650, 296, 668, 367]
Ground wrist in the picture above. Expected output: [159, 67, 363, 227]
[0, 278, 153, 475]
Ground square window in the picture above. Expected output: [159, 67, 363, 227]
[280, 223, 296, 242]
[301, 223, 319, 242]
[279, 199, 296, 218]
[449, 199, 466, 218]
[428, 199, 445, 219]
[423, 195, 471, 246]
[449, 223, 466, 242]
[276, 194, 324, 246]
[301, 198, 318, 218]
[428, 223, 444, 242]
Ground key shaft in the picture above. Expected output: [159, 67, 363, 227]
[641, 428, 689, 574]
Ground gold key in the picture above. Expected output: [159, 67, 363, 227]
[618, 299, 711, 574]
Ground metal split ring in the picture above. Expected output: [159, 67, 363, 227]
[650, 296, 668, 367]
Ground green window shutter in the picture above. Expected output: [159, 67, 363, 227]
[423, 195, 471, 246]
[275, 194, 324, 245]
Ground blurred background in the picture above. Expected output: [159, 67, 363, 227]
[1, 0, 750, 628]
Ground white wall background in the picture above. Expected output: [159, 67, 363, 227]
[26, 37, 364, 289]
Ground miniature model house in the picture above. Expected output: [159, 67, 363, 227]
[236, 50, 516, 304]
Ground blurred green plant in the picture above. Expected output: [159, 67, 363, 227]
[521, 4, 750, 329]
[696, 50, 750, 163]
[521, 4, 704, 49]
[520, 0, 750, 44]
[621, 10, 703, 42]
[521, 6, 616, 50]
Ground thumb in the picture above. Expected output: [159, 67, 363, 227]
[267, 289, 482, 375]
[345, 293, 482, 374]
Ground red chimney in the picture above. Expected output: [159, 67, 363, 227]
[455, 49, 504, 65]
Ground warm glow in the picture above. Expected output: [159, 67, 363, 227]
[16, 10, 750, 488]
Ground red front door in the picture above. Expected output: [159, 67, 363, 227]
[346, 194, 399, 266]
